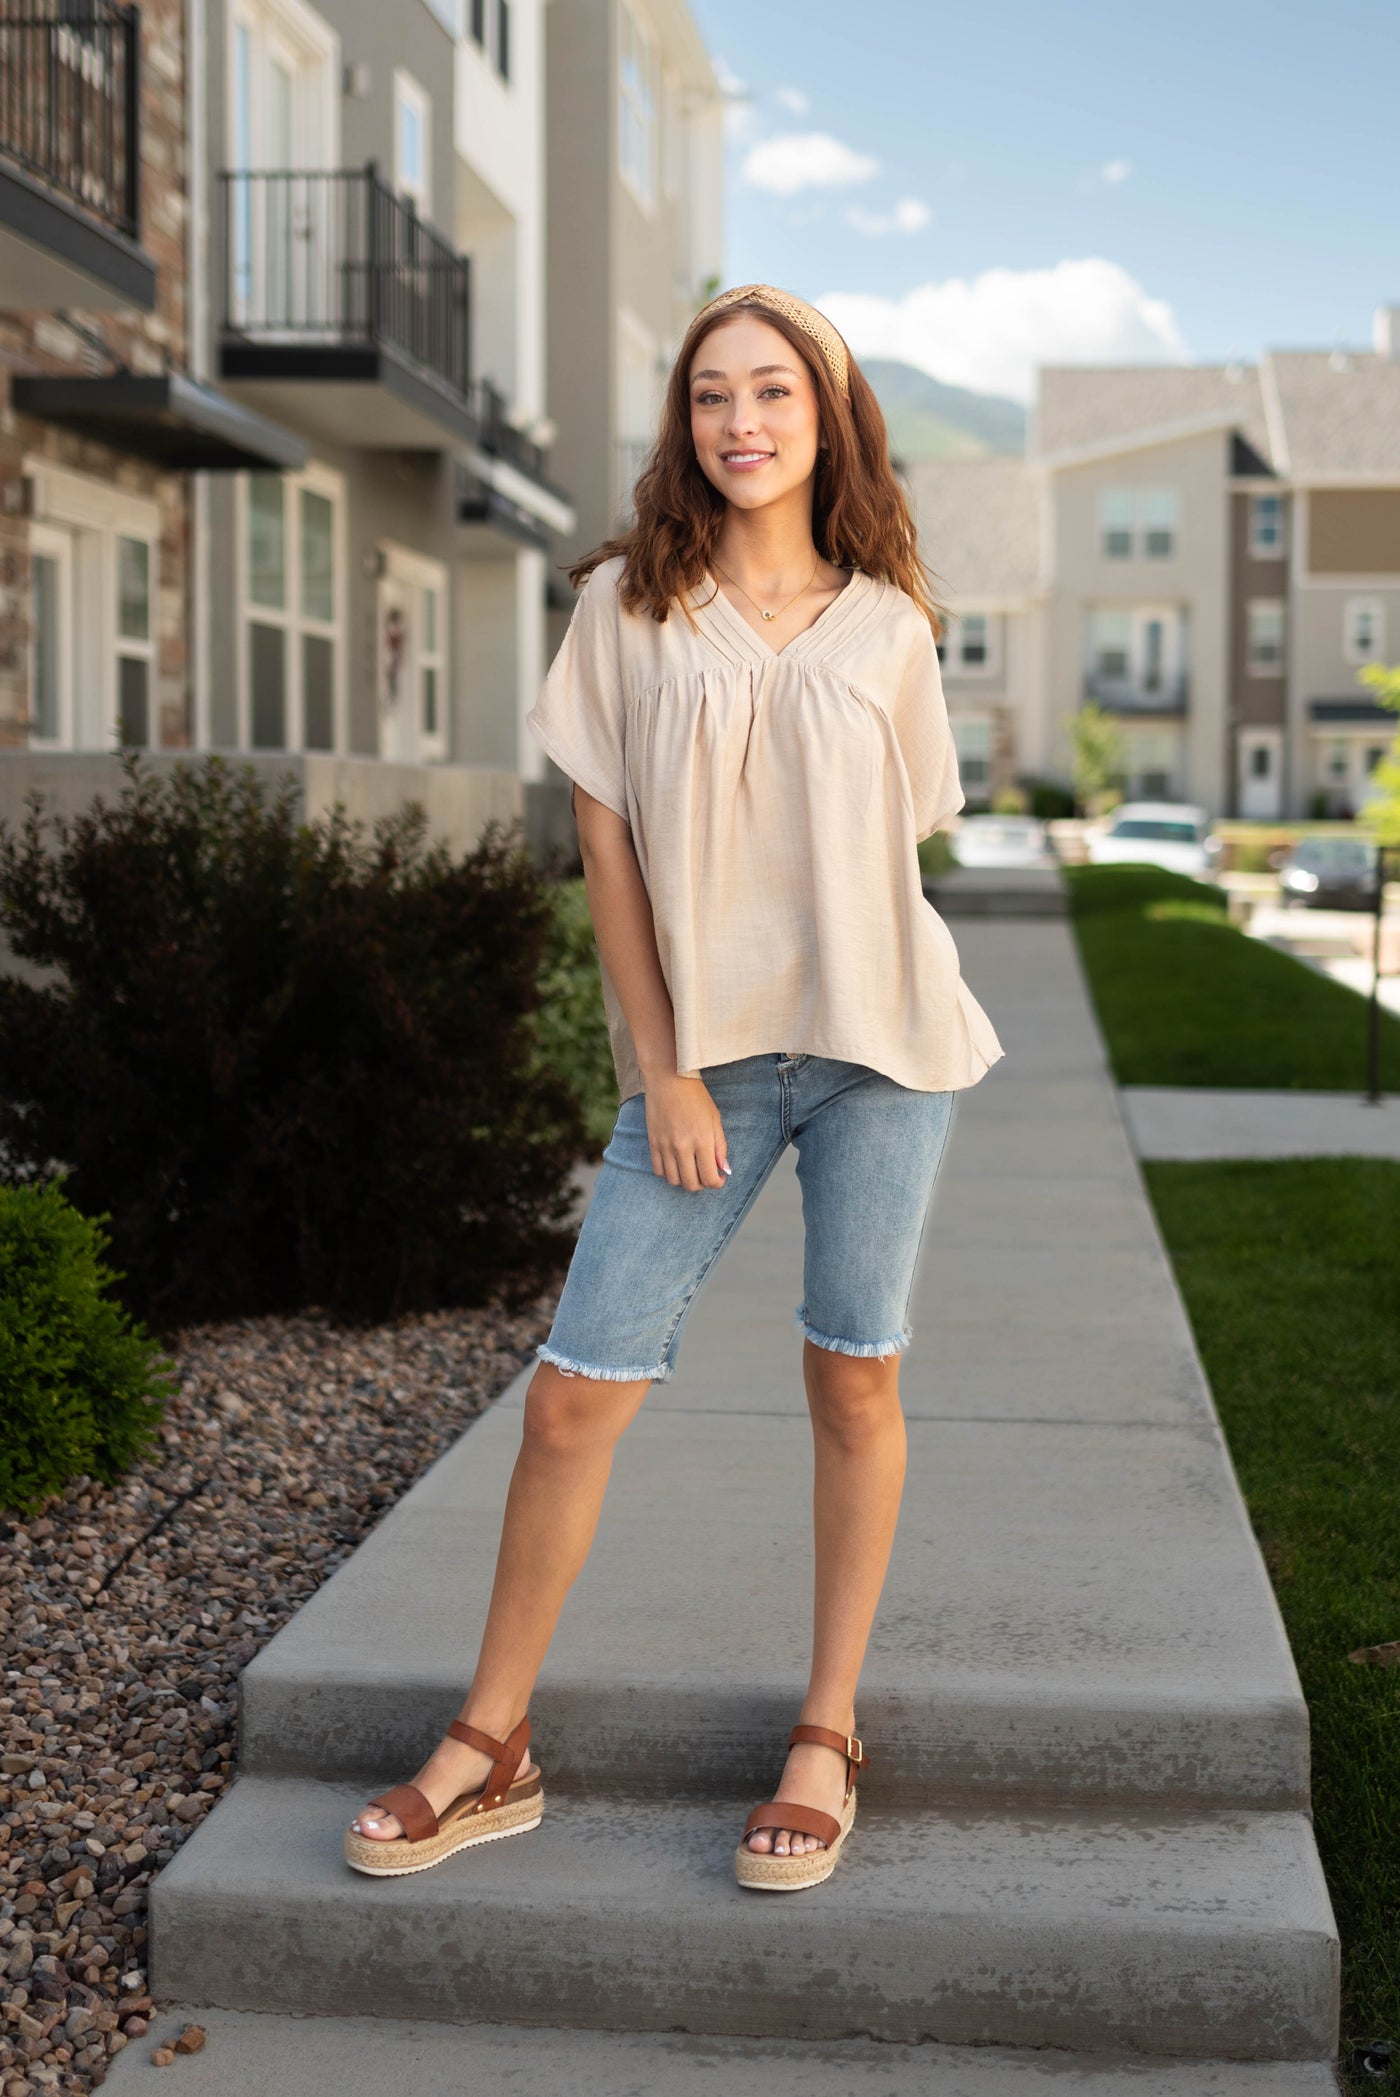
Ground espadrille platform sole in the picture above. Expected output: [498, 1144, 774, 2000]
[735, 1723, 868, 1895]
[345, 1713, 541, 1880]
[344, 1773, 543, 1877]
[735, 1782, 855, 1892]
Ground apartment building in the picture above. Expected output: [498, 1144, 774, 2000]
[199, 0, 575, 850]
[0, 0, 299, 799]
[536, 0, 722, 831]
[906, 302, 1400, 820]
[1, 0, 584, 857]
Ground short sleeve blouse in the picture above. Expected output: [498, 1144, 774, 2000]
[526, 554, 1005, 1104]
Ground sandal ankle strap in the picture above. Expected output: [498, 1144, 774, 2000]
[447, 1713, 531, 1804]
[789, 1723, 869, 1781]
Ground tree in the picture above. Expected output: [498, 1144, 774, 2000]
[1357, 663, 1400, 849]
[1070, 702, 1128, 818]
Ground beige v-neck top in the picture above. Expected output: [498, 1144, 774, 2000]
[526, 553, 1004, 1104]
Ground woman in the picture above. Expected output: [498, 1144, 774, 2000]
[345, 283, 1003, 1893]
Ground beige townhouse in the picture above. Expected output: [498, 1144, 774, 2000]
[536, 0, 723, 839]
[906, 301, 1400, 820]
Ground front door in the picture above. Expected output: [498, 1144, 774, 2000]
[1239, 730, 1282, 819]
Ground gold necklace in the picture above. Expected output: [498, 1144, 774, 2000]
[711, 553, 820, 623]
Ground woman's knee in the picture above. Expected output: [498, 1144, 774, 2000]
[802, 1347, 903, 1445]
[521, 1360, 647, 1458]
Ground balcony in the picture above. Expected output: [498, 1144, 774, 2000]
[1082, 671, 1189, 716]
[0, 0, 155, 309]
[217, 164, 474, 449]
[457, 376, 575, 553]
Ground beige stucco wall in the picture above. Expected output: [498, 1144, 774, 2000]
[1045, 429, 1230, 811]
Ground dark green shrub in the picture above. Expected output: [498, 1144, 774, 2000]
[0, 1178, 175, 1512]
[0, 752, 586, 1332]
[1017, 776, 1077, 821]
[524, 877, 617, 1150]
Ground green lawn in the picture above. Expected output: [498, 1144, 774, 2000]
[1145, 1159, 1400, 2049]
[1066, 863, 1400, 1090]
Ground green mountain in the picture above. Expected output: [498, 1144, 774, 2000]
[862, 358, 1026, 463]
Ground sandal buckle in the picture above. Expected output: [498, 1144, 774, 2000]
[847, 1735, 864, 1766]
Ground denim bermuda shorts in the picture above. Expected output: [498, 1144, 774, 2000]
[536, 1050, 958, 1385]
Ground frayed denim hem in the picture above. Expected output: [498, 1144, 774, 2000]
[535, 1340, 676, 1384]
[792, 1305, 912, 1361]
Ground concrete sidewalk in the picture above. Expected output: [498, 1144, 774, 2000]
[102, 919, 1341, 2094]
[1123, 1084, 1400, 1160]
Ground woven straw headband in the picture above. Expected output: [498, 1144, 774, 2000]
[691, 282, 851, 401]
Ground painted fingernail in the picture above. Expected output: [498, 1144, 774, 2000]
[721, 1160, 732, 1175]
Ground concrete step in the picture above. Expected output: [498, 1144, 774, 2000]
[236, 1394, 1310, 1813]
[97, 2005, 1344, 2097]
[150, 1776, 1338, 2062]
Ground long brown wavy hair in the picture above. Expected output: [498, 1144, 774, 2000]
[566, 294, 947, 641]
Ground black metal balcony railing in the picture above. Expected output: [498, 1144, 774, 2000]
[468, 375, 545, 480]
[0, 0, 140, 237]
[220, 164, 470, 399]
[1083, 670, 1190, 715]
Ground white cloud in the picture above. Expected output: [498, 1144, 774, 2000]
[816, 258, 1190, 405]
[741, 131, 879, 198]
[846, 196, 932, 237]
[1078, 158, 1133, 192]
[774, 85, 810, 115]
[712, 55, 757, 144]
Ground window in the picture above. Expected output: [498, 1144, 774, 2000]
[1140, 488, 1177, 558]
[951, 717, 991, 790]
[957, 614, 988, 669]
[1091, 609, 1132, 680]
[1099, 486, 1178, 558]
[495, 0, 509, 81]
[470, 0, 484, 43]
[662, 70, 681, 202]
[1249, 493, 1286, 558]
[241, 467, 342, 752]
[1100, 490, 1133, 560]
[420, 581, 442, 741]
[24, 468, 162, 750]
[394, 71, 430, 213]
[1249, 743, 1272, 780]
[619, 0, 655, 208]
[115, 535, 153, 747]
[1247, 600, 1285, 675]
[1344, 598, 1384, 665]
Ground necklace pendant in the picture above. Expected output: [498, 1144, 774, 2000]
[761, 609, 775, 620]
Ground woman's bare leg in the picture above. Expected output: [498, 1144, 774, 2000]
[744, 1340, 907, 1855]
[353, 1358, 651, 1837]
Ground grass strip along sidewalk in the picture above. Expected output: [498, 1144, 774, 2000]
[1146, 1160, 1400, 2054]
[1064, 863, 1400, 1090]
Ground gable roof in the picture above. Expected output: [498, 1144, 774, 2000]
[1032, 363, 1276, 470]
[1261, 350, 1400, 478]
[906, 456, 1042, 603]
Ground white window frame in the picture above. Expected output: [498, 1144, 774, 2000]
[1248, 492, 1286, 559]
[114, 531, 157, 748]
[951, 715, 992, 791]
[23, 459, 162, 751]
[1099, 488, 1133, 560]
[1343, 596, 1385, 666]
[1098, 485, 1179, 559]
[951, 610, 999, 678]
[27, 523, 74, 751]
[235, 461, 347, 755]
[226, 0, 337, 170]
[376, 541, 449, 764]
[1139, 487, 1177, 559]
[393, 67, 431, 214]
[1246, 599, 1286, 677]
[618, 0, 656, 212]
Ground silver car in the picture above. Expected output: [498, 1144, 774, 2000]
[1085, 801, 1219, 878]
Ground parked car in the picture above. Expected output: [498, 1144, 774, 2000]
[952, 815, 1054, 869]
[1084, 802, 1220, 879]
[1277, 834, 1379, 910]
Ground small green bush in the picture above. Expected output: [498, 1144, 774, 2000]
[524, 877, 618, 1150]
[0, 752, 587, 1331]
[0, 1178, 175, 1513]
[1017, 776, 1077, 821]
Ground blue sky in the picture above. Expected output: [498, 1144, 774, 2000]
[687, 0, 1395, 404]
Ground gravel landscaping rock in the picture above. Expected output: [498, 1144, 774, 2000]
[1, 1292, 558, 2094]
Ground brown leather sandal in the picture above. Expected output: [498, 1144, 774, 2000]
[734, 1724, 869, 1892]
[344, 1715, 543, 1878]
